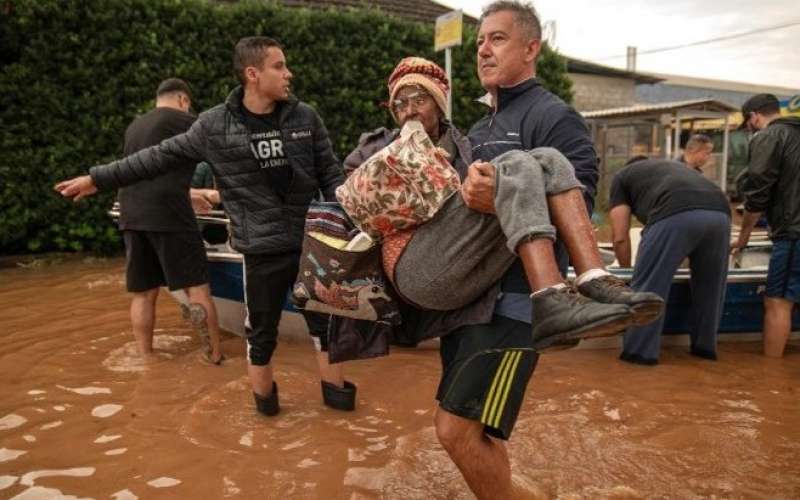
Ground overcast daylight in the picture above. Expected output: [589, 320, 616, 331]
[440, 0, 799, 89]
[3, 1, 800, 498]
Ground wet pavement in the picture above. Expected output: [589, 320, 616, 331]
[0, 257, 798, 499]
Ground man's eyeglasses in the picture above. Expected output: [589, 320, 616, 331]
[391, 91, 431, 113]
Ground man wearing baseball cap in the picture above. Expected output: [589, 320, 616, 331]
[732, 93, 800, 357]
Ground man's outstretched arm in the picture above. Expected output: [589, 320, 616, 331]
[54, 118, 208, 201]
[54, 175, 98, 201]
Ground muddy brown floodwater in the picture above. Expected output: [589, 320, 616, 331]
[0, 257, 798, 499]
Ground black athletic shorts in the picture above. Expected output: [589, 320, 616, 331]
[437, 315, 539, 440]
[123, 230, 208, 293]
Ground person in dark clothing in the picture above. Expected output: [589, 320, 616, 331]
[732, 93, 800, 357]
[188, 162, 229, 245]
[338, 55, 656, 500]
[191, 162, 215, 190]
[427, 2, 661, 499]
[344, 58, 660, 347]
[609, 157, 732, 365]
[55, 37, 345, 417]
[680, 134, 714, 173]
[115, 78, 223, 365]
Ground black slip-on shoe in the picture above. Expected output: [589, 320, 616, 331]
[577, 275, 665, 326]
[254, 382, 280, 416]
[321, 380, 357, 411]
[690, 347, 718, 361]
[532, 286, 634, 353]
[619, 351, 659, 366]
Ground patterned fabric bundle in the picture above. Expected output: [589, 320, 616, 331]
[293, 201, 400, 324]
[335, 120, 461, 239]
[304, 201, 360, 241]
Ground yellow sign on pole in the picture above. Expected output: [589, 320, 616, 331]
[434, 10, 463, 51]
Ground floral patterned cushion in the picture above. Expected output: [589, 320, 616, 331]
[336, 120, 461, 239]
[381, 229, 414, 283]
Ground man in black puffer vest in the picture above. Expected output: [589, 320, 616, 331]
[56, 37, 346, 417]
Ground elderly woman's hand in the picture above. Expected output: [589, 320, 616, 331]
[461, 161, 496, 214]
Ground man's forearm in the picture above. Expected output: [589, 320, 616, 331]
[90, 145, 168, 190]
[614, 239, 632, 267]
[736, 210, 763, 247]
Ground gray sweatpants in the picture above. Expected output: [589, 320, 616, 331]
[394, 148, 582, 310]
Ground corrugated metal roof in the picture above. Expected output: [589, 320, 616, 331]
[643, 72, 799, 97]
[582, 98, 739, 119]
[567, 57, 662, 84]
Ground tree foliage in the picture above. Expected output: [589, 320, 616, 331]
[0, 0, 573, 254]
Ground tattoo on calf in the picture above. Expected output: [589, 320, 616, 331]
[180, 303, 191, 321]
[188, 303, 212, 356]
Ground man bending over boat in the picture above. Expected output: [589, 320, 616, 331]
[609, 156, 731, 365]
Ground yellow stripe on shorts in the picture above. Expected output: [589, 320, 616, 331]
[480, 351, 513, 425]
[492, 351, 523, 428]
[485, 351, 520, 427]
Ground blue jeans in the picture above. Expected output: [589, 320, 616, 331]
[765, 239, 800, 302]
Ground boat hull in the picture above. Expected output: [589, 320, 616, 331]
[201, 253, 799, 337]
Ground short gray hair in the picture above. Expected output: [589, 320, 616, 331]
[480, 1, 542, 41]
[685, 134, 713, 152]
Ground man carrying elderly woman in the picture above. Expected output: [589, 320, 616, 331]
[327, 48, 664, 499]
[340, 56, 663, 350]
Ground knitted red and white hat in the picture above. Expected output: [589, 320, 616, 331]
[387, 57, 449, 121]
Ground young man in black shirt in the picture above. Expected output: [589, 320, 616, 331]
[609, 157, 731, 365]
[118, 78, 223, 365]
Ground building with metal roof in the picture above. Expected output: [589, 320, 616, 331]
[583, 98, 738, 120]
[636, 72, 798, 108]
[583, 99, 741, 205]
[567, 58, 663, 111]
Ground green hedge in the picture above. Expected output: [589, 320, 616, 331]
[0, 0, 573, 254]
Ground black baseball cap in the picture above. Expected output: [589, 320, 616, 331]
[738, 93, 780, 129]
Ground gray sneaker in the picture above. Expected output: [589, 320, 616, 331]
[577, 275, 664, 326]
[531, 286, 634, 353]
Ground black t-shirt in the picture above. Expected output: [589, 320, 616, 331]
[118, 107, 197, 231]
[609, 159, 730, 225]
[240, 104, 293, 195]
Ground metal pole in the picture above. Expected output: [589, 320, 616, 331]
[673, 113, 682, 160]
[721, 114, 730, 192]
[445, 47, 452, 121]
